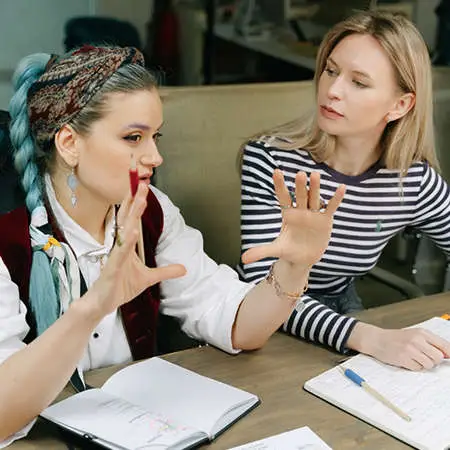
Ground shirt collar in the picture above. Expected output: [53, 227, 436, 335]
[44, 173, 115, 259]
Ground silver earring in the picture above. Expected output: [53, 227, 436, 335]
[67, 167, 78, 207]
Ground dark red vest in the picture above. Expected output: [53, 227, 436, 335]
[0, 189, 163, 361]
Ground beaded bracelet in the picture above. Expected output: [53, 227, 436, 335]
[266, 263, 308, 303]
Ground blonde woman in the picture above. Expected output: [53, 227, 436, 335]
[239, 11, 450, 370]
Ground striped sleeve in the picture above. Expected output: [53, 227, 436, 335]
[283, 297, 358, 353]
[411, 164, 450, 254]
[240, 141, 280, 283]
[240, 141, 358, 353]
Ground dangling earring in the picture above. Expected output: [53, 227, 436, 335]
[67, 167, 78, 207]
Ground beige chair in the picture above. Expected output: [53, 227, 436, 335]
[157, 81, 314, 266]
[156, 69, 450, 302]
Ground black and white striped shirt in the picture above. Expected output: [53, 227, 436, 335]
[239, 140, 450, 352]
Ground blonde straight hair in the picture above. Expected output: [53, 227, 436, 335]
[253, 11, 439, 175]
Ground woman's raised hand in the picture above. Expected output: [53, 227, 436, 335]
[242, 170, 345, 268]
[84, 183, 186, 319]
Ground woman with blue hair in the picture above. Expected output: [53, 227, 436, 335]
[0, 46, 344, 444]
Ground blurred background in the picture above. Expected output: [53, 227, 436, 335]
[0, 0, 447, 104]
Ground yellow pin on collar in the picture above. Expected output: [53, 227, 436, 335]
[43, 237, 61, 251]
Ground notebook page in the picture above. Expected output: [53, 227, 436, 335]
[305, 317, 450, 450]
[42, 388, 204, 449]
[411, 316, 450, 339]
[228, 426, 332, 449]
[102, 357, 258, 437]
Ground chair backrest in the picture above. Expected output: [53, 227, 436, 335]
[0, 110, 25, 214]
[156, 81, 315, 266]
[433, 67, 450, 178]
[64, 17, 142, 52]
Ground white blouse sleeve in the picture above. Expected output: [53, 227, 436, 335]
[0, 257, 36, 447]
[152, 187, 253, 354]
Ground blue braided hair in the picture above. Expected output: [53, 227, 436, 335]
[8, 53, 60, 336]
[8, 49, 159, 337]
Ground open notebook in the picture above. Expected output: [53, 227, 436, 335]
[42, 357, 260, 450]
[304, 317, 450, 450]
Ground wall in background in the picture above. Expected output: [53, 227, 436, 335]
[0, 0, 153, 109]
[0, 0, 94, 109]
[0, 0, 444, 108]
[415, 0, 440, 52]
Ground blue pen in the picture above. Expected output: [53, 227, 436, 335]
[338, 366, 411, 422]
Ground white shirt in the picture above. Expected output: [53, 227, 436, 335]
[0, 181, 252, 447]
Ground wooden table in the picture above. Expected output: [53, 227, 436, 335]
[11, 292, 450, 449]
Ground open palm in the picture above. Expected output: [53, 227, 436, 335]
[89, 184, 186, 318]
[242, 170, 345, 267]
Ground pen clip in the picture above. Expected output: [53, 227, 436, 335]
[82, 432, 97, 440]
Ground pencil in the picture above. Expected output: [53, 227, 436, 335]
[338, 365, 411, 422]
[136, 222, 145, 264]
[129, 154, 146, 264]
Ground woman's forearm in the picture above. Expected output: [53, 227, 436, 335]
[345, 321, 381, 354]
[232, 259, 310, 350]
[0, 294, 100, 440]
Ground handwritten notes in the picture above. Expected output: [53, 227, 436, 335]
[304, 317, 450, 450]
[42, 389, 200, 449]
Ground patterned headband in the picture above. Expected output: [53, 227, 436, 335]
[28, 45, 145, 149]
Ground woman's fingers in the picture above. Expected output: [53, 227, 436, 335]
[145, 264, 187, 285]
[127, 183, 148, 222]
[116, 181, 150, 233]
[273, 169, 292, 209]
[408, 330, 450, 370]
[325, 184, 346, 216]
[242, 169, 345, 266]
[402, 358, 426, 371]
[410, 350, 436, 371]
[241, 244, 276, 265]
[424, 331, 450, 360]
[108, 184, 148, 265]
[274, 169, 345, 215]
[108, 222, 141, 268]
[308, 172, 321, 210]
[396, 330, 450, 371]
[294, 171, 308, 209]
[116, 187, 134, 227]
